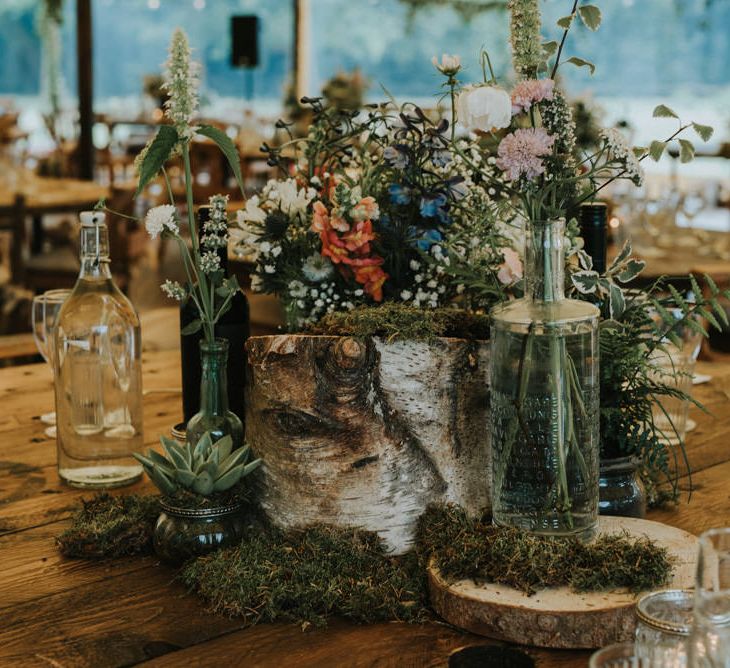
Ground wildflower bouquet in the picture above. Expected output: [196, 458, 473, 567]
[437, 0, 715, 535]
[133, 29, 245, 344]
[234, 93, 515, 330]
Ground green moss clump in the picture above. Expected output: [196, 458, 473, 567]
[417, 504, 673, 595]
[307, 303, 490, 342]
[181, 524, 429, 627]
[162, 481, 251, 511]
[56, 493, 160, 559]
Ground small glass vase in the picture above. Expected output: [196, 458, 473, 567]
[185, 338, 244, 448]
[489, 218, 600, 539]
[598, 456, 647, 518]
[153, 500, 246, 564]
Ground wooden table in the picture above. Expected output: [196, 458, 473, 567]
[1, 349, 729, 667]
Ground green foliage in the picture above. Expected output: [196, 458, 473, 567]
[571, 245, 730, 503]
[181, 522, 429, 627]
[417, 504, 672, 595]
[653, 104, 679, 120]
[134, 433, 261, 500]
[678, 138, 695, 163]
[134, 125, 179, 196]
[649, 140, 668, 161]
[56, 494, 159, 559]
[692, 123, 714, 142]
[565, 56, 596, 75]
[308, 303, 490, 341]
[577, 4, 602, 31]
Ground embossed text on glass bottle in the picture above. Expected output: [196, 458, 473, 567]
[53, 211, 143, 487]
[489, 219, 600, 539]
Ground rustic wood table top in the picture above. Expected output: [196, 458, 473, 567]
[0, 174, 109, 212]
[1, 349, 729, 668]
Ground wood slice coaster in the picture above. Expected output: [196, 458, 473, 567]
[428, 516, 698, 649]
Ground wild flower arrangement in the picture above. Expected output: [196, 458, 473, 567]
[233, 85, 516, 330]
[434, 0, 716, 531]
[129, 29, 246, 344]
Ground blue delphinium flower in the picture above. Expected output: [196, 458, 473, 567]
[409, 227, 443, 252]
[420, 193, 450, 224]
[389, 183, 411, 205]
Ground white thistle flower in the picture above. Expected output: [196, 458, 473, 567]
[161, 279, 186, 301]
[162, 29, 200, 136]
[302, 254, 334, 282]
[145, 204, 177, 239]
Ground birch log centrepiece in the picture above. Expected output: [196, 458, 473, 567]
[245, 334, 491, 554]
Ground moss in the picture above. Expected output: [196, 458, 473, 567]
[56, 494, 160, 559]
[162, 481, 251, 510]
[416, 504, 673, 595]
[180, 523, 429, 627]
[57, 496, 673, 627]
[307, 303, 490, 342]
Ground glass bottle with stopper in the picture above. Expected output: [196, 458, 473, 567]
[53, 210, 144, 487]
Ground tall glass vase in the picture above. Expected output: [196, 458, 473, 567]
[185, 339, 243, 448]
[489, 218, 600, 539]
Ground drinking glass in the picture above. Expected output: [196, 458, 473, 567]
[31, 289, 71, 438]
[649, 311, 703, 445]
[689, 528, 730, 667]
[590, 642, 647, 667]
[635, 589, 693, 666]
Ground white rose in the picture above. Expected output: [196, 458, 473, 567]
[457, 85, 512, 132]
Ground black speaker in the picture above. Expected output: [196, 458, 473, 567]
[231, 15, 259, 68]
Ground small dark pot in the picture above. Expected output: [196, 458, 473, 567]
[598, 456, 647, 518]
[153, 501, 246, 564]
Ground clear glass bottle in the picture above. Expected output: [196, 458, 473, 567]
[53, 211, 143, 487]
[599, 455, 647, 518]
[489, 218, 600, 539]
[185, 338, 243, 448]
[689, 528, 730, 667]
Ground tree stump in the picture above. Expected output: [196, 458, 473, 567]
[245, 334, 490, 554]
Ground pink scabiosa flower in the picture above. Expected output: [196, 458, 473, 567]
[511, 78, 555, 115]
[496, 128, 555, 181]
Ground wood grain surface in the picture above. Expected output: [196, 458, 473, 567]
[0, 348, 727, 667]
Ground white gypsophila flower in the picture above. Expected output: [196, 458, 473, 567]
[457, 85, 512, 132]
[600, 127, 644, 185]
[400, 290, 413, 301]
[238, 196, 267, 225]
[302, 254, 334, 282]
[145, 204, 177, 239]
[432, 53, 461, 76]
[288, 280, 308, 298]
[160, 279, 186, 301]
[199, 250, 221, 274]
[162, 29, 200, 135]
[264, 265, 276, 274]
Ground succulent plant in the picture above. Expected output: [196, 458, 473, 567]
[134, 433, 261, 497]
